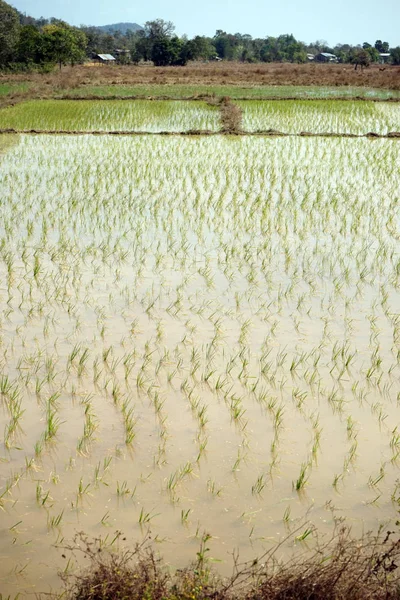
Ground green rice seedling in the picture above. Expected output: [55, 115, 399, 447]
[67, 343, 81, 368]
[77, 477, 91, 502]
[293, 462, 310, 491]
[283, 505, 291, 526]
[0, 374, 13, 396]
[101, 511, 111, 526]
[9, 520, 23, 534]
[181, 508, 191, 525]
[77, 348, 90, 377]
[207, 478, 222, 497]
[122, 406, 136, 445]
[252, 474, 267, 495]
[368, 465, 386, 488]
[116, 480, 135, 497]
[295, 527, 314, 543]
[47, 509, 64, 530]
[138, 507, 159, 525]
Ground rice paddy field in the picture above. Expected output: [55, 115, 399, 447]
[0, 99, 220, 132]
[0, 98, 400, 597]
[237, 99, 400, 134]
[59, 84, 400, 100]
[1, 98, 400, 135]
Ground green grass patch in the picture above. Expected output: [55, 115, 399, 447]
[60, 84, 400, 100]
[0, 82, 30, 96]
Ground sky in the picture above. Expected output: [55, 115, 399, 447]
[9, 0, 400, 47]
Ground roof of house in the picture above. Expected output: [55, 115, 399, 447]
[96, 54, 116, 61]
[319, 53, 337, 58]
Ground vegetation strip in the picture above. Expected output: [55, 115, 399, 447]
[50, 95, 400, 103]
[1, 128, 400, 138]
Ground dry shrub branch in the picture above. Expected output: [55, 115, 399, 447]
[51, 525, 400, 600]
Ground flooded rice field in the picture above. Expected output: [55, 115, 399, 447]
[0, 133, 399, 595]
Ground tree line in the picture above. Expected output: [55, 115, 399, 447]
[1, 0, 400, 70]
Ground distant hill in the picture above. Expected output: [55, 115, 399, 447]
[96, 23, 143, 34]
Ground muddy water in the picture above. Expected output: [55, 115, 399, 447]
[0, 134, 399, 596]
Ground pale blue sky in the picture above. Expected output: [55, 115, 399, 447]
[10, 0, 400, 47]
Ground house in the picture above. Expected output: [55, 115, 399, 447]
[306, 53, 315, 61]
[93, 54, 116, 64]
[114, 49, 130, 58]
[315, 52, 338, 63]
[379, 53, 391, 64]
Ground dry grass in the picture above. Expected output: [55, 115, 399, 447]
[219, 97, 243, 132]
[50, 526, 400, 600]
[1, 62, 400, 91]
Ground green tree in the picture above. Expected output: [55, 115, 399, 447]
[390, 47, 400, 65]
[42, 22, 87, 69]
[184, 36, 216, 61]
[333, 43, 353, 63]
[374, 39, 389, 53]
[0, 0, 20, 66]
[17, 25, 42, 64]
[351, 48, 370, 69]
[151, 36, 186, 66]
[365, 46, 380, 62]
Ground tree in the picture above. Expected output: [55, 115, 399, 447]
[374, 40, 389, 53]
[365, 46, 380, 63]
[144, 19, 175, 39]
[42, 22, 87, 69]
[334, 43, 353, 63]
[17, 25, 42, 64]
[390, 47, 400, 65]
[151, 36, 187, 66]
[351, 48, 370, 70]
[0, 0, 20, 66]
[184, 36, 216, 61]
[151, 37, 173, 66]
